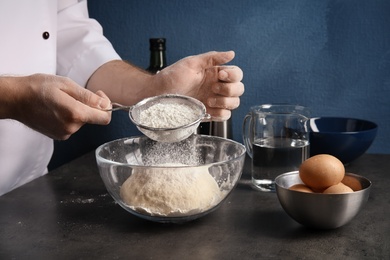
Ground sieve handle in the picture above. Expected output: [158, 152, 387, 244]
[203, 113, 212, 121]
[105, 103, 133, 112]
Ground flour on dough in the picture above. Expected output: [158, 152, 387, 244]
[120, 165, 221, 217]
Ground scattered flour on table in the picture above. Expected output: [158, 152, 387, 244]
[120, 164, 223, 217]
[138, 103, 199, 128]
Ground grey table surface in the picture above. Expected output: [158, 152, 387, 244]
[0, 152, 389, 260]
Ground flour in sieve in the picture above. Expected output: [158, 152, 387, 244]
[138, 103, 199, 128]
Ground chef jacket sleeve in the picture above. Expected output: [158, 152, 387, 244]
[57, 0, 121, 87]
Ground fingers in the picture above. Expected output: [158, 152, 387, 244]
[205, 106, 232, 121]
[62, 81, 111, 110]
[57, 79, 112, 125]
[218, 65, 243, 82]
[85, 90, 112, 125]
[206, 87, 241, 120]
[198, 51, 235, 67]
[212, 81, 245, 97]
[77, 91, 112, 125]
[95, 90, 112, 110]
[207, 96, 240, 110]
[199, 52, 244, 121]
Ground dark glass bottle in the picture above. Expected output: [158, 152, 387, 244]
[146, 38, 167, 74]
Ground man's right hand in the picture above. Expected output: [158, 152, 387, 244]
[0, 73, 112, 140]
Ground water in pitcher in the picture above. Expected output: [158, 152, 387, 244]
[252, 137, 309, 192]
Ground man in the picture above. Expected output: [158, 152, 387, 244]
[0, 0, 244, 195]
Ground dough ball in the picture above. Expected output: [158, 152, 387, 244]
[120, 165, 221, 216]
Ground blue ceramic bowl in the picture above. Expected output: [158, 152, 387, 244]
[309, 117, 378, 164]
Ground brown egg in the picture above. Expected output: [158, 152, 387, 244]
[299, 154, 345, 191]
[342, 174, 363, 191]
[289, 184, 314, 193]
[323, 182, 354, 194]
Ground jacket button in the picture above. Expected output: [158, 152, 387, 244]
[42, 31, 50, 40]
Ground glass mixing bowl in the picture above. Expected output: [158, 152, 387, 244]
[95, 135, 246, 223]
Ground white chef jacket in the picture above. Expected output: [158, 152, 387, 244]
[0, 0, 121, 196]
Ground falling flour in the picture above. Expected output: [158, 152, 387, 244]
[138, 103, 199, 128]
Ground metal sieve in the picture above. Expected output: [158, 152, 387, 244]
[109, 94, 210, 143]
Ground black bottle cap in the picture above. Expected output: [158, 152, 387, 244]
[149, 38, 166, 51]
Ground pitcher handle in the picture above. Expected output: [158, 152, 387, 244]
[242, 113, 254, 158]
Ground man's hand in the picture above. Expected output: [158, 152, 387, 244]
[154, 51, 244, 121]
[1, 73, 112, 140]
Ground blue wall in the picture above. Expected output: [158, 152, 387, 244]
[50, 0, 390, 168]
